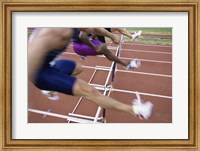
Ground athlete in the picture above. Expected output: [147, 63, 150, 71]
[28, 28, 153, 120]
[97, 28, 142, 43]
[73, 28, 141, 70]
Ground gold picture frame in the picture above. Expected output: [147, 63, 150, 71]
[0, 0, 199, 150]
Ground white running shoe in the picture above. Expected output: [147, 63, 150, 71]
[132, 30, 142, 42]
[41, 90, 59, 101]
[126, 59, 141, 70]
[132, 92, 154, 120]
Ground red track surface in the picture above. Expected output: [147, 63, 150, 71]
[28, 33, 172, 123]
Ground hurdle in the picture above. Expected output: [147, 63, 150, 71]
[67, 34, 125, 123]
[102, 34, 124, 123]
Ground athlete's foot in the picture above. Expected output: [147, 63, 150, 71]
[132, 92, 154, 120]
[132, 30, 142, 42]
[41, 90, 59, 101]
[126, 58, 141, 70]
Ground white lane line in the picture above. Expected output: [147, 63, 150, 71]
[122, 42, 172, 48]
[116, 69, 172, 77]
[68, 113, 102, 120]
[119, 48, 172, 54]
[120, 57, 172, 64]
[28, 108, 101, 123]
[28, 108, 68, 119]
[67, 47, 172, 55]
[63, 52, 80, 55]
[62, 52, 107, 59]
[111, 89, 172, 99]
[62, 52, 172, 64]
[42, 108, 51, 118]
[82, 65, 172, 77]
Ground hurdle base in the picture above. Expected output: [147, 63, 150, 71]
[67, 113, 103, 123]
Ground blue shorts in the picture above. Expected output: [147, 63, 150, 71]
[34, 59, 77, 95]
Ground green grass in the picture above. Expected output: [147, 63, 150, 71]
[125, 28, 172, 45]
[127, 28, 172, 35]
[130, 37, 172, 45]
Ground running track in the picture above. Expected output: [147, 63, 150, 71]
[28, 32, 172, 123]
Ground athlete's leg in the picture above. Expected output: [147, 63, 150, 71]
[81, 28, 120, 44]
[97, 44, 129, 67]
[97, 44, 141, 70]
[54, 59, 83, 76]
[72, 79, 153, 120]
[112, 28, 132, 39]
[39, 59, 82, 100]
[111, 28, 143, 41]
[94, 28, 120, 44]
[74, 39, 128, 67]
[96, 28, 111, 43]
[73, 40, 101, 57]
[73, 78, 134, 114]
[35, 61, 152, 119]
[34, 63, 77, 95]
[71, 62, 83, 76]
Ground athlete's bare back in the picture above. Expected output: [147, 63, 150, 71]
[28, 28, 73, 81]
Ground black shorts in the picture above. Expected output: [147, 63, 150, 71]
[97, 28, 111, 43]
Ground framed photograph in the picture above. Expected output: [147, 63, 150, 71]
[1, 0, 199, 150]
